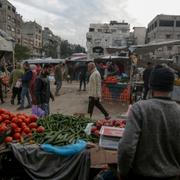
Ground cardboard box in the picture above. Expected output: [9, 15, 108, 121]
[99, 126, 124, 150]
[90, 147, 117, 167]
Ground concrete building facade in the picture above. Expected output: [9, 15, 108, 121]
[145, 14, 180, 64]
[0, 0, 23, 44]
[86, 21, 133, 59]
[42, 27, 61, 58]
[22, 21, 42, 57]
[133, 27, 146, 45]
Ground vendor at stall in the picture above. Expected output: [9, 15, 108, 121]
[118, 66, 180, 180]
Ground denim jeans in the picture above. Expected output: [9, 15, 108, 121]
[41, 103, 50, 116]
[20, 86, 31, 108]
[55, 81, 62, 95]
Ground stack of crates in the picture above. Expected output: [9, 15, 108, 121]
[102, 82, 130, 103]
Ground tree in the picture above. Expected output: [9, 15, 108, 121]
[15, 44, 31, 61]
[60, 40, 86, 58]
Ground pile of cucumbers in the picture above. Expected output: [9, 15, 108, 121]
[33, 114, 98, 146]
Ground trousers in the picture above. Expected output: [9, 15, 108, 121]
[88, 96, 109, 118]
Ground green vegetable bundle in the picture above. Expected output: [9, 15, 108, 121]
[33, 114, 98, 146]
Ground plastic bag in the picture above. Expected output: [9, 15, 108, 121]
[41, 140, 87, 156]
[32, 105, 45, 117]
[84, 123, 94, 135]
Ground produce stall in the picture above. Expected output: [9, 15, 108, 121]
[0, 108, 127, 179]
[95, 55, 132, 103]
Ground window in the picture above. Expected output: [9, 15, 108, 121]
[176, 21, 180, 27]
[166, 34, 171, 39]
[7, 15, 11, 20]
[12, 8, 15, 13]
[8, 6, 11, 10]
[154, 21, 157, 27]
[98, 29, 102, 32]
[177, 34, 180, 39]
[89, 28, 95, 32]
[11, 27, 15, 32]
[17, 29, 20, 34]
[159, 20, 174, 27]
[12, 18, 15, 23]
[0, 3, 2, 8]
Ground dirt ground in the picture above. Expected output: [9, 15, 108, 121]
[1, 82, 129, 120]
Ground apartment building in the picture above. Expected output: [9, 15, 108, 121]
[22, 21, 42, 57]
[0, 0, 23, 44]
[42, 27, 61, 58]
[133, 27, 146, 45]
[86, 21, 132, 59]
[146, 14, 180, 63]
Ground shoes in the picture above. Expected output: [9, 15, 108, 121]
[105, 116, 111, 120]
[17, 102, 21, 105]
[83, 89, 86, 91]
[17, 106, 24, 110]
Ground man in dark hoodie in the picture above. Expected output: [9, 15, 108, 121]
[35, 64, 54, 115]
[17, 62, 32, 110]
[118, 65, 180, 180]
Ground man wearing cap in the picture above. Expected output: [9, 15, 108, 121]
[118, 65, 180, 180]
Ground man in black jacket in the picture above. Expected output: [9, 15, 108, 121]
[35, 64, 54, 115]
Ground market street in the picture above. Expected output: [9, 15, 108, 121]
[1, 81, 128, 120]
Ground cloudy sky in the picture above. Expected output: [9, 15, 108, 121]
[9, 0, 180, 47]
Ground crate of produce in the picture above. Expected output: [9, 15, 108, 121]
[99, 126, 124, 150]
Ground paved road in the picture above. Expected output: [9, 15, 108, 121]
[1, 82, 128, 120]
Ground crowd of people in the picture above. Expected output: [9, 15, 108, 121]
[1, 59, 180, 179]
[0, 61, 111, 119]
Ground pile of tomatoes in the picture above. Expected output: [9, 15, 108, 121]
[0, 108, 45, 144]
[91, 119, 126, 137]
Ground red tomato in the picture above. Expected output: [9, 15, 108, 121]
[4, 120, 11, 124]
[15, 127, 21, 133]
[12, 117, 18, 123]
[0, 125, 7, 133]
[37, 126, 45, 133]
[94, 130, 100, 137]
[0, 116, 3, 122]
[16, 119, 23, 126]
[29, 115, 38, 122]
[23, 127, 31, 134]
[10, 123, 18, 129]
[13, 133, 21, 140]
[91, 126, 97, 133]
[24, 118, 30, 124]
[21, 122, 26, 127]
[29, 122, 38, 129]
[1, 114, 9, 120]
[4, 136, 13, 143]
